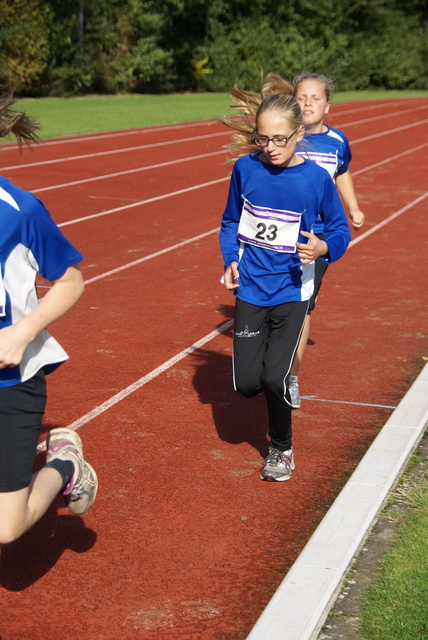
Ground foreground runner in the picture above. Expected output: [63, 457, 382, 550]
[0, 96, 97, 543]
[220, 90, 350, 481]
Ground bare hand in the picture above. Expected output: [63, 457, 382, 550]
[0, 324, 29, 369]
[223, 262, 240, 290]
[296, 231, 328, 264]
[349, 209, 365, 230]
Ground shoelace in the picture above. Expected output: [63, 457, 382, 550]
[266, 449, 292, 467]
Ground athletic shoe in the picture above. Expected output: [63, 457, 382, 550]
[260, 446, 295, 482]
[288, 376, 301, 409]
[46, 428, 98, 515]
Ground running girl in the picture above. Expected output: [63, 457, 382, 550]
[288, 73, 365, 408]
[220, 92, 351, 481]
[0, 96, 97, 543]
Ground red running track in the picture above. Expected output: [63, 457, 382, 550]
[0, 98, 427, 640]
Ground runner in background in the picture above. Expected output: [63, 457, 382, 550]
[222, 72, 365, 409]
[0, 96, 98, 544]
[220, 91, 350, 482]
[289, 73, 365, 408]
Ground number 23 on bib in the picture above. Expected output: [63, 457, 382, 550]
[237, 199, 304, 253]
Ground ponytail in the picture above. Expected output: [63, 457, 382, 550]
[0, 95, 41, 150]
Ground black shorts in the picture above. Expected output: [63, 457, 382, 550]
[0, 370, 47, 493]
[308, 234, 328, 314]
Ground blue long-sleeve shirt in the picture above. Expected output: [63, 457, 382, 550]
[220, 154, 351, 306]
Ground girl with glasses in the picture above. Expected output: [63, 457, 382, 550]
[0, 97, 97, 543]
[222, 72, 365, 410]
[219, 90, 351, 481]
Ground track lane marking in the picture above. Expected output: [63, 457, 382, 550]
[0, 119, 221, 150]
[352, 141, 428, 175]
[36, 191, 426, 445]
[350, 118, 428, 145]
[9, 120, 428, 197]
[83, 227, 221, 285]
[2, 97, 424, 153]
[51, 141, 427, 230]
[330, 103, 427, 128]
[32, 126, 426, 195]
[58, 176, 229, 228]
[1, 106, 426, 172]
[347, 191, 427, 248]
[33, 150, 227, 194]
[36, 319, 234, 451]
[76, 190, 426, 285]
[301, 396, 397, 409]
[0, 132, 229, 172]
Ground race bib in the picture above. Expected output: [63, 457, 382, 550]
[237, 199, 303, 253]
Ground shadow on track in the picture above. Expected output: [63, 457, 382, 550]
[0, 499, 97, 591]
[192, 308, 271, 458]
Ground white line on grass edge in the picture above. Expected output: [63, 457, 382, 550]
[245, 361, 428, 640]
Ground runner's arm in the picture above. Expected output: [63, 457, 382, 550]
[0, 265, 84, 368]
[335, 170, 365, 230]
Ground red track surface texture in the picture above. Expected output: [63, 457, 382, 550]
[0, 99, 427, 640]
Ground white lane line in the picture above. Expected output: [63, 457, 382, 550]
[36, 318, 234, 451]
[331, 99, 427, 117]
[350, 118, 428, 145]
[1, 105, 426, 173]
[301, 396, 397, 409]
[348, 192, 428, 248]
[35, 190, 424, 443]
[352, 141, 428, 176]
[49, 142, 426, 230]
[83, 228, 220, 285]
[33, 149, 226, 194]
[330, 103, 428, 128]
[3, 98, 421, 153]
[58, 176, 229, 228]
[24, 120, 428, 197]
[75, 190, 427, 286]
[0, 132, 228, 172]
[0, 119, 220, 150]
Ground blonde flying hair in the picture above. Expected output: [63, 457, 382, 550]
[0, 94, 41, 150]
[221, 72, 302, 162]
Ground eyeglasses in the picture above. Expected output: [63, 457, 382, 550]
[252, 128, 298, 148]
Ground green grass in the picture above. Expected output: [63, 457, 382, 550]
[360, 450, 428, 640]
[13, 90, 428, 139]
[15, 93, 233, 139]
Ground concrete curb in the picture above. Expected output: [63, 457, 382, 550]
[246, 362, 428, 640]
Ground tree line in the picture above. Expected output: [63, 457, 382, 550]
[0, 0, 426, 97]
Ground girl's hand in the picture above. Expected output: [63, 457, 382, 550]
[296, 231, 328, 264]
[223, 262, 240, 290]
[0, 323, 30, 368]
[349, 209, 365, 230]
[0, 265, 84, 369]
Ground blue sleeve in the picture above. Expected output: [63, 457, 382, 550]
[336, 136, 352, 176]
[21, 194, 83, 280]
[219, 166, 243, 268]
[319, 175, 351, 262]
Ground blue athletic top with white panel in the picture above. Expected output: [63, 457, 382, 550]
[0, 177, 83, 389]
[297, 125, 352, 234]
[220, 154, 351, 307]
